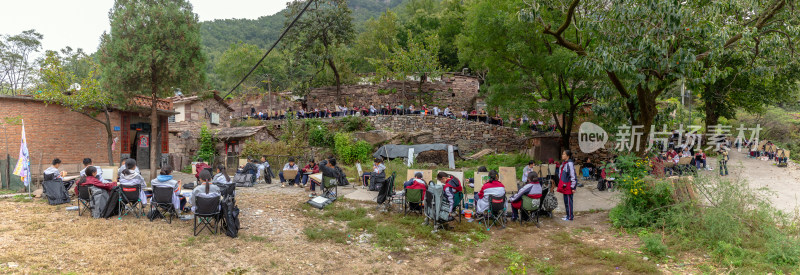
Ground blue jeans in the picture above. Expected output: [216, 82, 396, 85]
[563, 194, 574, 220]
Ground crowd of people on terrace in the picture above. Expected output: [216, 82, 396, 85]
[245, 103, 558, 132]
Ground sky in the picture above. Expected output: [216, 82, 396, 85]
[0, 0, 287, 55]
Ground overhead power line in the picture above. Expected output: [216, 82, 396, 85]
[222, 0, 315, 99]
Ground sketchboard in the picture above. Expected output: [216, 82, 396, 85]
[766, 144, 777, 153]
[539, 165, 549, 176]
[99, 166, 118, 183]
[239, 158, 248, 168]
[758, 140, 768, 150]
[406, 169, 432, 184]
[473, 172, 490, 192]
[356, 163, 363, 177]
[498, 167, 518, 192]
[677, 157, 693, 165]
[548, 164, 557, 176]
[283, 169, 298, 181]
[309, 173, 322, 183]
[438, 171, 464, 186]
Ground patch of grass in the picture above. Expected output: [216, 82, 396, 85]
[639, 233, 668, 259]
[244, 235, 268, 243]
[226, 267, 248, 275]
[325, 207, 367, 222]
[347, 217, 377, 231]
[303, 225, 348, 244]
[572, 226, 594, 234]
[181, 236, 209, 247]
[0, 189, 17, 195]
[532, 258, 557, 275]
[550, 231, 658, 274]
[228, 247, 239, 254]
[374, 224, 406, 251]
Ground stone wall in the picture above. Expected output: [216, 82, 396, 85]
[305, 75, 481, 112]
[364, 116, 528, 154]
[168, 97, 233, 169]
[226, 93, 302, 118]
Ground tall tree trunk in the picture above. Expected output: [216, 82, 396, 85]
[327, 57, 343, 105]
[150, 90, 159, 180]
[104, 109, 115, 166]
[633, 88, 658, 156]
[704, 86, 720, 132]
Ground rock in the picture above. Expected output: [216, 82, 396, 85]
[643, 256, 649, 261]
[7, 262, 18, 268]
[353, 130, 396, 145]
[396, 260, 403, 264]
[32, 189, 43, 198]
[388, 255, 392, 260]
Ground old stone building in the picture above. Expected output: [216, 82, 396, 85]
[304, 74, 481, 112]
[166, 91, 234, 169]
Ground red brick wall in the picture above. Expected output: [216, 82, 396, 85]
[0, 98, 122, 173]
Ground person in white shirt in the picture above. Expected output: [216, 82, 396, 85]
[80, 158, 110, 183]
[279, 157, 301, 188]
[433, 106, 440, 116]
[443, 106, 452, 117]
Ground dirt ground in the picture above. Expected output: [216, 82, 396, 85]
[1, 154, 796, 274]
[720, 149, 800, 213]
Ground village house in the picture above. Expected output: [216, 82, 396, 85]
[166, 91, 234, 170]
[0, 95, 174, 189]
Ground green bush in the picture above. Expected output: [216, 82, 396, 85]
[340, 116, 374, 132]
[333, 132, 373, 164]
[608, 155, 675, 228]
[308, 121, 334, 148]
[196, 125, 217, 162]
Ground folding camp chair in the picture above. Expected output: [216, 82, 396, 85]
[150, 186, 179, 224]
[453, 191, 464, 223]
[377, 172, 397, 211]
[77, 184, 93, 217]
[215, 182, 236, 199]
[483, 195, 507, 231]
[403, 188, 424, 215]
[118, 184, 144, 219]
[518, 195, 540, 227]
[193, 194, 221, 236]
[321, 175, 338, 200]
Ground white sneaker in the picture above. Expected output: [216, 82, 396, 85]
[561, 217, 570, 221]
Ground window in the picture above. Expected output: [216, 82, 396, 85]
[168, 115, 176, 123]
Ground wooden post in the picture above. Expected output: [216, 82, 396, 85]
[407, 148, 414, 167]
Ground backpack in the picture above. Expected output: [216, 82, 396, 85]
[220, 197, 240, 238]
[597, 179, 607, 191]
[233, 173, 254, 187]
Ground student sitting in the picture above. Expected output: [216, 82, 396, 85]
[522, 161, 536, 183]
[437, 172, 463, 214]
[468, 166, 488, 188]
[404, 172, 427, 210]
[191, 170, 221, 212]
[118, 158, 140, 179]
[510, 173, 543, 221]
[118, 159, 148, 204]
[279, 157, 301, 188]
[242, 159, 259, 184]
[44, 158, 74, 191]
[75, 166, 116, 196]
[476, 170, 505, 214]
[151, 165, 185, 212]
[301, 159, 320, 192]
[79, 158, 108, 182]
[695, 150, 708, 170]
[318, 158, 341, 186]
[367, 157, 386, 191]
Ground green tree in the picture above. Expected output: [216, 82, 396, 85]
[285, 0, 355, 104]
[100, 0, 206, 177]
[216, 42, 288, 93]
[35, 51, 116, 165]
[349, 10, 402, 73]
[458, 0, 596, 150]
[531, 0, 797, 155]
[370, 31, 441, 107]
[196, 125, 216, 163]
[0, 30, 43, 95]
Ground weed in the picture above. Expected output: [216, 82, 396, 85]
[182, 236, 208, 246]
[347, 217, 377, 231]
[228, 247, 239, 254]
[532, 258, 557, 275]
[374, 225, 406, 251]
[303, 225, 348, 244]
[639, 233, 668, 259]
[226, 267, 248, 275]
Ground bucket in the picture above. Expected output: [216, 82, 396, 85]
[464, 210, 473, 219]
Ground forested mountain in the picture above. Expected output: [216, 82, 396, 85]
[199, 0, 406, 55]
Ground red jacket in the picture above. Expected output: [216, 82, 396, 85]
[302, 164, 319, 174]
[444, 176, 463, 192]
[75, 176, 116, 194]
[478, 180, 505, 199]
[406, 179, 427, 200]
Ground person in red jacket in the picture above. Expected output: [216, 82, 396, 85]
[301, 159, 321, 195]
[404, 172, 427, 210]
[75, 166, 116, 195]
[556, 150, 577, 221]
[510, 172, 543, 221]
[437, 172, 463, 214]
